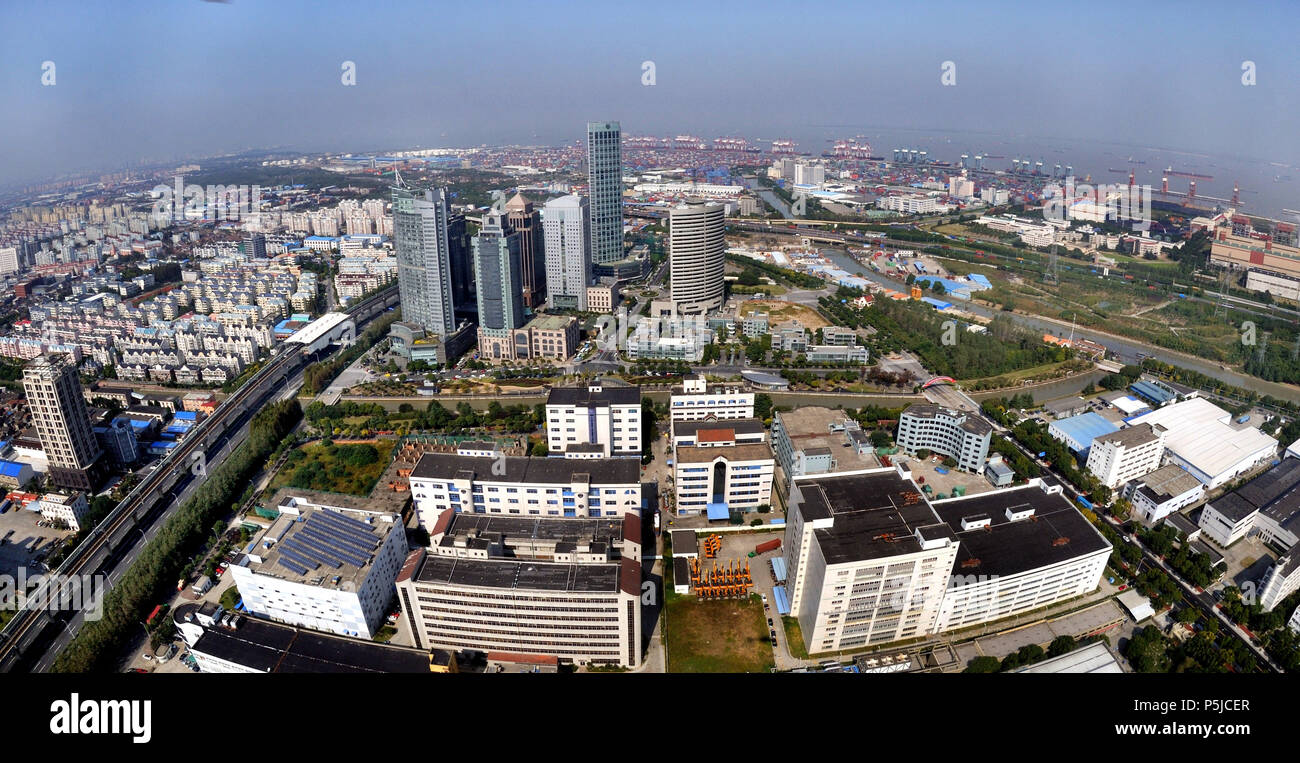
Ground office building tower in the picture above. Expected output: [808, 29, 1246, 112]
[393, 186, 458, 336]
[668, 200, 726, 314]
[586, 121, 623, 264]
[447, 211, 473, 311]
[24, 354, 103, 490]
[0, 246, 19, 276]
[545, 381, 642, 457]
[505, 193, 545, 308]
[542, 194, 591, 311]
[473, 212, 525, 360]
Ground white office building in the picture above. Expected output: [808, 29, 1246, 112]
[407, 449, 643, 533]
[896, 404, 992, 472]
[673, 426, 775, 516]
[1126, 464, 1205, 525]
[542, 194, 591, 312]
[782, 468, 1110, 654]
[1085, 423, 1166, 489]
[669, 374, 754, 421]
[544, 381, 642, 457]
[232, 496, 409, 639]
[38, 492, 88, 532]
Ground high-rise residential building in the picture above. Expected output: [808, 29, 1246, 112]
[24, 354, 103, 490]
[243, 232, 267, 260]
[473, 212, 525, 361]
[393, 186, 458, 336]
[505, 193, 545, 308]
[0, 246, 20, 276]
[542, 194, 591, 311]
[586, 121, 623, 265]
[668, 200, 726, 314]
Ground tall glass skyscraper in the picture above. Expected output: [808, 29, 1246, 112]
[586, 121, 623, 265]
[542, 194, 591, 311]
[393, 186, 458, 336]
[473, 212, 525, 335]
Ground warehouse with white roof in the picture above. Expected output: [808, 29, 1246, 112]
[1127, 397, 1277, 489]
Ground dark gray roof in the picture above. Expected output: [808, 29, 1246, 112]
[413, 554, 621, 593]
[793, 471, 939, 564]
[1094, 423, 1162, 448]
[439, 513, 628, 546]
[900, 403, 992, 436]
[930, 488, 1111, 579]
[411, 452, 641, 484]
[1211, 458, 1300, 528]
[673, 418, 766, 438]
[174, 603, 428, 673]
[547, 383, 641, 407]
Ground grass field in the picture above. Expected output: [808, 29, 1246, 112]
[271, 440, 395, 496]
[666, 594, 774, 673]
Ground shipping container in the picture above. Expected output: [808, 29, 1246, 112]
[755, 538, 782, 555]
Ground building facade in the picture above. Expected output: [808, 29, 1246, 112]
[505, 192, 546, 308]
[1084, 423, 1166, 489]
[668, 200, 726, 315]
[24, 354, 103, 490]
[669, 375, 755, 421]
[545, 382, 642, 457]
[232, 497, 409, 639]
[587, 121, 623, 265]
[393, 186, 458, 336]
[895, 404, 992, 472]
[473, 212, 526, 361]
[542, 194, 591, 311]
[407, 449, 643, 533]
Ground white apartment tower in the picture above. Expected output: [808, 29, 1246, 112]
[668, 200, 726, 315]
[24, 354, 102, 490]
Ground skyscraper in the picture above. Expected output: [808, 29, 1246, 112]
[505, 192, 545, 308]
[393, 186, 458, 336]
[586, 121, 623, 265]
[542, 194, 591, 312]
[669, 200, 726, 315]
[24, 354, 102, 490]
[446, 211, 474, 312]
[473, 212, 525, 360]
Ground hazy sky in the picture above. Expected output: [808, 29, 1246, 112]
[2, 0, 1299, 184]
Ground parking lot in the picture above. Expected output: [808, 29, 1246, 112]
[0, 503, 73, 577]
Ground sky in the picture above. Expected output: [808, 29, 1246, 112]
[2, 0, 1299, 185]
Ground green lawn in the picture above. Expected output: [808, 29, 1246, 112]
[781, 616, 809, 660]
[666, 595, 774, 673]
[271, 440, 396, 496]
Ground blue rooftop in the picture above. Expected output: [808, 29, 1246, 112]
[706, 502, 730, 521]
[1051, 412, 1119, 453]
[1130, 379, 1176, 405]
[0, 460, 27, 478]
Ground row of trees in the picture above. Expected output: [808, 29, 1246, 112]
[303, 399, 544, 436]
[53, 398, 303, 672]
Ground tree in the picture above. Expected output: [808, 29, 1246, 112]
[1047, 635, 1077, 657]
[964, 656, 1001, 673]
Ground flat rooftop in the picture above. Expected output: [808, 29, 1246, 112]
[1129, 398, 1277, 481]
[793, 470, 945, 564]
[410, 452, 641, 484]
[546, 383, 640, 407]
[776, 406, 881, 472]
[413, 554, 623, 593]
[901, 403, 993, 436]
[437, 513, 629, 548]
[246, 501, 397, 589]
[673, 418, 766, 439]
[930, 486, 1112, 579]
[175, 604, 429, 673]
[1136, 464, 1202, 501]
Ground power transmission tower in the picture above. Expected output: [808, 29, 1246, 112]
[1043, 243, 1059, 285]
